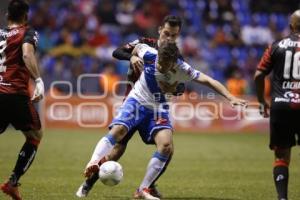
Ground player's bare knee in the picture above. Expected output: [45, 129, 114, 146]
[159, 142, 173, 156]
[110, 125, 127, 142]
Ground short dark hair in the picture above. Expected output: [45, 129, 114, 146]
[161, 15, 182, 30]
[7, 0, 29, 22]
[158, 41, 179, 64]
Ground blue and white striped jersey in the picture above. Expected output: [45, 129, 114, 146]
[127, 44, 201, 111]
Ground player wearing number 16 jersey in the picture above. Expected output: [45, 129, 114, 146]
[0, 1, 44, 200]
[254, 10, 300, 200]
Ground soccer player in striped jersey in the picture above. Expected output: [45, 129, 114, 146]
[76, 15, 184, 198]
[80, 42, 246, 200]
[0, 1, 44, 200]
[254, 9, 300, 200]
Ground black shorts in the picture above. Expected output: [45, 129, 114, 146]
[0, 94, 41, 133]
[269, 109, 300, 149]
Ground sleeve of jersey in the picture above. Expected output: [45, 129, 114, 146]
[23, 28, 39, 49]
[257, 46, 272, 74]
[179, 61, 201, 81]
[112, 39, 140, 60]
[135, 44, 157, 62]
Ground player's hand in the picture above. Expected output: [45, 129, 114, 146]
[229, 97, 248, 108]
[130, 55, 143, 74]
[31, 78, 45, 103]
[159, 81, 178, 94]
[259, 102, 270, 118]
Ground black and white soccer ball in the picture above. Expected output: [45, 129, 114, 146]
[99, 161, 123, 186]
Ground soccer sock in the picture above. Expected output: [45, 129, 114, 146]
[85, 157, 107, 186]
[149, 154, 172, 188]
[273, 160, 289, 200]
[89, 134, 116, 164]
[10, 138, 40, 185]
[139, 152, 169, 190]
[86, 172, 99, 186]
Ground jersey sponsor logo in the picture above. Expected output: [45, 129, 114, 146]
[0, 29, 19, 38]
[278, 38, 300, 49]
[275, 91, 300, 103]
[282, 81, 300, 89]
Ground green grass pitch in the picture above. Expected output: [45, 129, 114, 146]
[0, 129, 299, 200]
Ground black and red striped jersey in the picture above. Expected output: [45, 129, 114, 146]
[0, 25, 38, 96]
[257, 33, 300, 110]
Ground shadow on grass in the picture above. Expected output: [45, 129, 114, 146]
[105, 196, 239, 200]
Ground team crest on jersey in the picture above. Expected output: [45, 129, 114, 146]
[155, 118, 168, 125]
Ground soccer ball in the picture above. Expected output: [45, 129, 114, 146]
[99, 161, 123, 186]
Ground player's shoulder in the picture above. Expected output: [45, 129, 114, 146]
[23, 26, 39, 47]
[24, 26, 38, 37]
[272, 34, 299, 50]
[137, 43, 157, 54]
[136, 43, 157, 63]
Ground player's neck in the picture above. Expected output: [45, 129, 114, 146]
[7, 21, 26, 29]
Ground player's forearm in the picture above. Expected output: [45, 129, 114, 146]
[22, 43, 41, 80]
[254, 71, 266, 103]
[112, 46, 132, 60]
[206, 79, 235, 101]
[23, 52, 41, 80]
[196, 74, 234, 101]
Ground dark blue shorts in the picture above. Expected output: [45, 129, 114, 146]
[109, 98, 172, 144]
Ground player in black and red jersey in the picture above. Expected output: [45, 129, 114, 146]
[76, 15, 183, 199]
[0, 1, 44, 200]
[254, 10, 300, 200]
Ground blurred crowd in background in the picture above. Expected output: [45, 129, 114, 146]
[1, 0, 299, 97]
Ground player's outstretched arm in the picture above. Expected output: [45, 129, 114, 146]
[194, 73, 247, 107]
[254, 70, 270, 117]
[22, 43, 44, 102]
